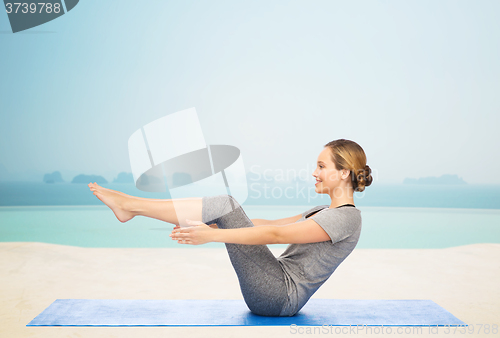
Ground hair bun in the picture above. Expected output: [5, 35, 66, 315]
[353, 164, 373, 192]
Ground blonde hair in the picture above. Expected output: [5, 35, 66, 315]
[324, 139, 373, 192]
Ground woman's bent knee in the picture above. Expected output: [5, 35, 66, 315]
[226, 194, 242, 209]
[219, 194, 242, 218]
[201, 194, 242, 224]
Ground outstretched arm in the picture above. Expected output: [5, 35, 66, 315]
[170, 219, 279, 245]
[170, 217, 331, 246]
[211, 225, 279, 245]
[251, 213, 302, 226]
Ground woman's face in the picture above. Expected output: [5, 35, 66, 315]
[312, 147, 350, 195]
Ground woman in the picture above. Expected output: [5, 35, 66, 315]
[88, 138, 372, 317]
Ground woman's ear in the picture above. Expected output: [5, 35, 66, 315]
[341, 169, 350, 180]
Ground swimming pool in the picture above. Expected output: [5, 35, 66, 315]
[0, 205, 498, 249]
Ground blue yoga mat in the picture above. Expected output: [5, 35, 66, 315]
[27, 299, 467, 327]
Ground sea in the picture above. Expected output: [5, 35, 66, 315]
[0, 182, 499, 249]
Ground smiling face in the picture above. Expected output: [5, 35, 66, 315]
[312, 147, 351, 196]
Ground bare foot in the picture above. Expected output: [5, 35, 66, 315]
[88, 183, 158, 202]
[88, 182, 136, 223]
[88, 182, 129, 197]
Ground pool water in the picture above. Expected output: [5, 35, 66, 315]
[0, 205, 499, 249]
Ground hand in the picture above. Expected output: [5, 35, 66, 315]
[169, 219, 215, 245]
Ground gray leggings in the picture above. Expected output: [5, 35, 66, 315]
[201, 194, 289, 316]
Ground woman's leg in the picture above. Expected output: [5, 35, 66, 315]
[89, 184, 288, 316]
[88, 183, 202, 226]
[202, 194, 288, 317]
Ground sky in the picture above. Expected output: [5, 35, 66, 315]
[0, 0, 499, 185]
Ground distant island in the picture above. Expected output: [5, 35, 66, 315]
[403, 174, 467, 185]
[43, 171, 65, 184]
[41, 171, 134, 184]
[72, 174, 108, 184]
[113, 172, 134, 183]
